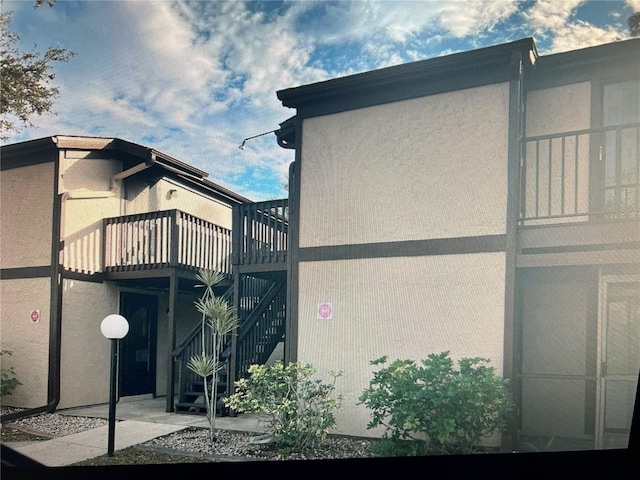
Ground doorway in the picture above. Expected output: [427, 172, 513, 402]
[119, 292, 158, 397]
[596, 275, 640, 449]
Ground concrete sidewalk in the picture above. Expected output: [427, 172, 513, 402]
[3, 397, 266, 467]
[6, 420, 188, 467]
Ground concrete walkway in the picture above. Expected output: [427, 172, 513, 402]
[3, 396, 265, 467]
[7, 421, 187, 467]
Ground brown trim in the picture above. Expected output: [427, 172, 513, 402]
[298, 234, 506, 263]
[48, 153, 63, 411]
[518, 220, 640, 251]
[526, 37, 640, 91]
[61, 269, 104, 283]
[0, 266, 52, 279]
[166, 269, 178, 412]
[516, 249, 640, 268]
[235, 263, 288, 275]
[285, 117, 303, 365]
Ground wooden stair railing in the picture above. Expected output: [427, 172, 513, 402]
[235, 281, 286, 380]
[172, 276, 285, 415]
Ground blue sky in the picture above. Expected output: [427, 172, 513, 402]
[2, 0, 639, 200]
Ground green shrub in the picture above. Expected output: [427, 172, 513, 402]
[1, 350, 22, 397]
[359, 351, 513, 456]
[223, 362, 342, 450]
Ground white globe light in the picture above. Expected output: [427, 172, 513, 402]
[100, 314, 129, 339]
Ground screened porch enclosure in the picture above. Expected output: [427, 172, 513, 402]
[517, 267, 640, 451]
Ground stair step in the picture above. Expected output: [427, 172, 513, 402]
[174, 401, 230, 416]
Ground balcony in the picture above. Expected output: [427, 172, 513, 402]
[520, 123, 639, 225]
[233, 199, 289, 276]
[103, 209, 232, 276]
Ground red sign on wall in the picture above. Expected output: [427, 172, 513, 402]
[317, 302, 334, 320]
[30, 310, 41, 324]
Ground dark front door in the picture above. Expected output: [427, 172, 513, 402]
[119, 292, 158, 397]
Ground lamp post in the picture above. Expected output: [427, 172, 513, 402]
[100, 314, 129, 457]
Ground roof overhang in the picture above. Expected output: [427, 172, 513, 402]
[277, 38, 538, 118]
[0, 135, 252, 204]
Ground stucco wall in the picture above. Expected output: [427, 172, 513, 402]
[125, 178, 233, 230]
[0, 278, 51, 407]
[0, 162, 54, 269]
[299, 82, 510, 248]
[156, 179, 233, 229]
[60, 154, 123, 274]
[526, 82, 591, 136]
[58, 279, 119, 409]
[296, 252, 506, 438]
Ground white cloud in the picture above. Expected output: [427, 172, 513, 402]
[438, 0, 519, 37]
[295, 0, 518, 44]
[548, 21, 625, 53]
[523, 0, 585, 31]
[626, 0, 640, 11]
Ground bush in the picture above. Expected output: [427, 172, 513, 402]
[359, 351, 513, 456]
[1, 350, 22, 397]
[223, 362, 342, 450]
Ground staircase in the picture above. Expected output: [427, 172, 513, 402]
[172, 275, 286, 415]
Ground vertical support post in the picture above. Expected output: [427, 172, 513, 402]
[107, 338, 118, 456]
[166, 269, 178, 412]
[228, 271, 241, 416]
[170, 210, 179, 267]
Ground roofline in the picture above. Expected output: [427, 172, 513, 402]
[277, 38, 537, 109]
[536, 36, 640, 69]
[0, 135, 252, 204]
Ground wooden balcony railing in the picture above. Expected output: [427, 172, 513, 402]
[103, 209, 232, 274]
[233, 199, 288, 267]
[520, 123, 639, 225]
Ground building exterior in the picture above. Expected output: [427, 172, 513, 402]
[275, 37, 640, 451]
[0, 136, 251, 414]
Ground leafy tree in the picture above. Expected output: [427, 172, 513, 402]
[629, 12, 640, 37]
[0, 0, 74, 139]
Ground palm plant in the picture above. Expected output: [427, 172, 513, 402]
[186, 269, 239, 441]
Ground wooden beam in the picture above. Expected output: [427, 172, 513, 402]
[517, 249, 640, 268]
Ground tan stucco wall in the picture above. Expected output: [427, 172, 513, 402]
[156, 179, 233, 229]
[59, 154, 123, 274]
[526, 82, 591, 136]
[58, 279, 119, 409]
[0, 162, 54, 268]
[296, 252, 506, 438]
[0, 278, 51, 407]
[125, 178, 233, 230]
[299, 82, 510, 248]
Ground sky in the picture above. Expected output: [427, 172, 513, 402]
[2, 0, 639, 201]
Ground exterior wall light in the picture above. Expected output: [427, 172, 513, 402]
[239, 129, 279, 150]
